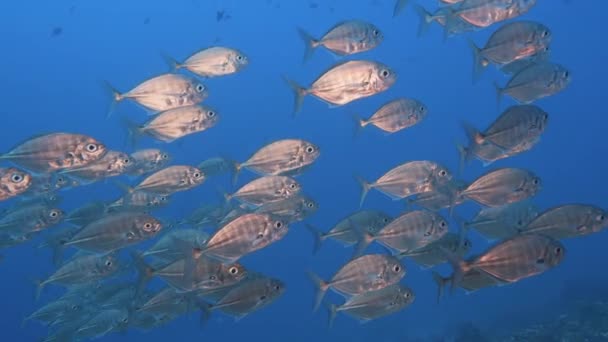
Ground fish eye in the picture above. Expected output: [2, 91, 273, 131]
[161, 153, 169, 160]
[122, 318, 129, 323]
[403, 292, 411, 299]
[209, 275, 217, 281]
[392, 265, 401, 273]
[193, 171, 202, 178]
[305, 146, 315, 154]
[124, 158, 131, 164]
[543, 114, 549, 120]
[207, 111, 215, 117]
[160, 196, 168, 202]
[533, 178, 540, 185]
[464, 241, 471, 247]
[274, 285, 281, 291]
[229, 266, 239, 275]
[11, 173, 23, 183]
[440, 221, 447, 228]
[275, 221, 283, 229]
[542, 30, 549, 37]
[372, 29, 380, 36]
[438, 170, 447, 177]
[105, 260, 113, 267]
[307, 202, 315, 208]
[597, 215, 605, 221]
[196, 84, 205, 92]
[49, 210, 59, 218]
[419, 106, 425, 112]
[236, 55, 244, 61]
[144, 222, 153, 229]
[71, 305, 79, 310]
[86, 144, 98, 152]
[289, 183, 297, 189]
[564, 71, 569, 78]
[381, 69, 390, 78]
[555, 247, 562, 254]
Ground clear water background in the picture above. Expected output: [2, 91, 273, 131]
[1, 0, 606, 341]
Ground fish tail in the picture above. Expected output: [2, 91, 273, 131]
[439, 246, 467, 293]
[351, 112, 368, 139]
[282, 75, 307, 116]
[354, 175, 372, 207]
[195, 299, 213, 327]
[130, 251, 155, 296]
[443, 8, 458, 41]
[304, 223, 324, 255]
[457, 121, 481, 173]
[413, 5, 433, 38]
[120, 115, 144, 148]
[231, 161, 242, 186]
[468, 39, 487, 84]
[160, 51, 182, 72]
[327, 303, 338, 329]
[393, 0, 410, 17]
[297, 27, 319, 63]
[42, 236, 67, 266]
[306, 271, 329, 312]
[431, 271, 449, 303]
[494, 81, 504, 109]
[102, 80, 123, 119]
[34, 279, 45, 301]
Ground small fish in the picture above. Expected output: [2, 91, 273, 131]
[127, 149, 171, 176]
[357, 160, 452, 206]
[298, 20, 383, 62]
[308, 254, 406, 311]
[500, 47, 550, 75]
[166, 47, 248, 78]
[65, 202, 109, 227]
[354, 210, 449, 257]
[254, 194, 318, 223]
[495, 62, 571, 105]
[108, 190, 170, 212]
[458, 168, 541, 207]
[63, 212, 163, 253]
[519, 204, 608, 239]
[406, 233, 472, 269]
[445, 0, 537, 32]
[201, 277, 286, 320]
[199, 213, 288, 263]
[124, 104, 219, 144]
[0, 133, 107, 173]
[107, 73, 208, 115]
[446, 234, 564, 284]
[407, 179, 468, 211]
[37, 254, 120, 298]
[433, 268, 503, 300]
[24, 300, 84, 326]
[465, 200, 539, 240]
[60, 151, 133, 182]
[469, 21, 551, 81]
[328, 284, 414, 327]
[234, 139, 320, 181]
[135, 254, 246, 293]
[0, 203, 64, 236]
[74, 308, 129, 340]
[305, 210, 392, 253]
[136, 287, 192, 315]
[0, 167, 32, 201]
[286, 60, 396, 114]
[180, 201, 233, 227]
[131, 165, 205, 195]
[459, 105, 549, 167]
[355, 98, 427, 135]
[198, 157, 236, 178]
[227, 175, 301, 207]
[414, 5, 477, 38]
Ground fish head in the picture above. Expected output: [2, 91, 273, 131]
[113, 152, 135, 174]
[459, 238, 473, 255]
[384, 256, 406, 282]
[365, 23, 384, 46]
[552, 65, 572, 91]
[431, 164, 453, 186]
[412, 100, 428, 120]
[196, 105, 220, 129]
[585, 207, 608, 234]
[53, 174, 79, 191]
[300, 141, 321, 165]
[369, 212, 392, 234]
[283, 177, 302, 196]
[299, 196, 319, 218]
[396, 286, 415, 306]
[529, 107, 549, 134]
[136, 215, 163, 236]
[96, 254, 121, 275]
[372, 63, 397, 92]
[1, 168, 32, 194]
[429, 215, 449, 241]
[533, 23, 552, 48]
[266, 216, 289, 243]
[523, 173, 542, 197]
[43, 207, 65, 226]
[188, 167, 206, 186]
[542, 239, 566, 268]
[263, 278, 286, 303]
[147, 194, 171, 209]
[230, 49, 249, 69]
[219, 262, 248, 285]
[189, 80, 209, 103]
[76, 138, 107, 163]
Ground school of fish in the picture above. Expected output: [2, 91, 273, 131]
[0, 0, 599, 340]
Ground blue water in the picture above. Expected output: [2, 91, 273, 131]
[1, 0, 606, 341]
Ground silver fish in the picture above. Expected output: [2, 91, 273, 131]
[356, 98, 427, 134]
[127, 149, 171, 176]
[466, 200, 539, 240]
[132, 165, 205, 195]
[298, 20, 383, 61]
[60, 151, 133, 182]
[286, 60, 396, 113]
[459, 168, 541, 207]
[168, 46, 248, 78]
[496, 62, 571, 104]
[108, 73, 208, 113]
[235, 139, 320, 179]
[228, 175, 301, 207]
[519, 204, 608, 239]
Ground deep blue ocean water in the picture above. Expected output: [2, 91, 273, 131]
[1, 0, 607, 341]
